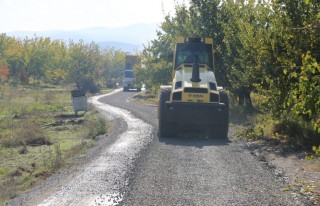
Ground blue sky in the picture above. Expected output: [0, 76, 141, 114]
[0, 0, 185, 33]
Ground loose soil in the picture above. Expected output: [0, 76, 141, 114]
[133, 91, 320, 205]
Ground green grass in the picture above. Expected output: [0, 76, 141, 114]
[230, 93, 320, 151]
[0, 84, 110, 205]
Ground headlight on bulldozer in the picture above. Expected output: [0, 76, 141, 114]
[172, 92, 182, 101]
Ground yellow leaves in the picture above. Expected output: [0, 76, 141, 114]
[312, 146, 317, 152]
[283, 68, 287, 75]
[291, 72, 297, 78]
[312, 146, 320, 155]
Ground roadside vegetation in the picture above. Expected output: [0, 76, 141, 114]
[0, 35, 127, 204]
[0, 84, 110, 204]
[0, 0, 319, 203]
[134, 0, 319, 153]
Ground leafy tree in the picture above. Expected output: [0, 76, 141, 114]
[218, 0, 277, 109]
[0, 64, 9, 82]
[137, 0, 319, 139]
[68, 40, 102, 92]
[0, 34, 9, 83]
[45, 40, 69, 84]
[101, 48, 126, 88]
[259, 0, 320, 127]
[0, 34, 6, 64]
[19, 36, 52, 83]
[134, 43, 172, 92]
[4, 36, 26, 83]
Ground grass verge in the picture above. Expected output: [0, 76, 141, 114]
[0, 84, 110, 205]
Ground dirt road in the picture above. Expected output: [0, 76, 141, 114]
[100, 90, 312, 206]
[9, 90, 311, 205]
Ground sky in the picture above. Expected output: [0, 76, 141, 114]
[0, 0, 185, 33]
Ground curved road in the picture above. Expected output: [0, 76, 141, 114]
[9, 90, 310, 206]
[99, 91, 309, 206]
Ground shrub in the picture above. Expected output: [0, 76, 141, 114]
[1, 121, 52, 148]
[51, 144, 64, 171]
[77, 78, 100, 94]
[85, 116, 106, 139]
[273, 113, 320, 146]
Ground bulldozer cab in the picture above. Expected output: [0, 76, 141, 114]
[174, 37, 214, 70]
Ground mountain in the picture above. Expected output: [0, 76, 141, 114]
[97, 41, 142, 52]
[6, 23, 159, 52]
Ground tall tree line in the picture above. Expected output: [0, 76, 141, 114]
[0, 34, 126, 91]
[135, 0, 319, 138]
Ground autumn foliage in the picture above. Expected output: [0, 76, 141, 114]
[0, 35, 126, 89]
[0, 64, 9, 81]
[136, 0, 320, 144]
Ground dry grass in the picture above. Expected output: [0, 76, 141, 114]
[132, 90, 157, 105]
[0, 84, 110, 205]
[1, 121, 52, 148]
[0, 178, 17, 201]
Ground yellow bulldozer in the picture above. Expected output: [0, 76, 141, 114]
[158, 37, 229, 138]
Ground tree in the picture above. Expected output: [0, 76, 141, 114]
[217, 0, 276, 109]
[101, 48, 125, 88]
[134, 43, 172, 92]
[68, 40, 102, 92]
[0, 34, 9, 83]
[45, 39, 69, 84]
[4, 36, 26, 83]
[28, 37, 52, 83]
[0, 64, 9, 82]
[0, 34, 6, 65]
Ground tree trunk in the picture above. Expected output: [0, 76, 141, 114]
[237, 89, 253, 112]
[238, 90, 245, 106]
[244, 90, 253, 112]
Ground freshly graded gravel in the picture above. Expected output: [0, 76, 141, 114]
[100, 91, 312, 206]
[8, 90, 312, 206]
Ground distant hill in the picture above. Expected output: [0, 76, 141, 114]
[6, 23, 159, 52]
[98, 41, 142, 52]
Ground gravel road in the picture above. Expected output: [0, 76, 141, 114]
[8, 89, 312, 206]
[99, 90, 311, 206]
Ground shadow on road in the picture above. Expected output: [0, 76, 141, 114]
[158, 133, 230, 148]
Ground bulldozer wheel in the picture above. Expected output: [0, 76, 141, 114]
[159, 89, 175, 138]
[219, 90, 229, 139]
[210, 90, 229, 139]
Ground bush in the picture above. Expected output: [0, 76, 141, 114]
[51, 144, 64, 171]
[273, 113, 320, 146]
[85, 115, 106, 139]
[77, 78, 100, 94]
[1, 121, 52, 148]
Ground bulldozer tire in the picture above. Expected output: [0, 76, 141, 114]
[159, 89, 175, 138]
[218, 90, 229, 139]
[210, 90, 229, 139]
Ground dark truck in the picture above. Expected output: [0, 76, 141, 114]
[123, 55, 141, 92]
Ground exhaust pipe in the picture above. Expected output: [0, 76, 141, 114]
[190, 55, 201, 82]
